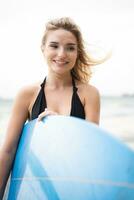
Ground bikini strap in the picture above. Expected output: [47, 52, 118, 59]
[72, 77, 78, 93]
[40, 77, 46, 88]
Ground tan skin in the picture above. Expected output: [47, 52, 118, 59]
[0, 29, 100, 198]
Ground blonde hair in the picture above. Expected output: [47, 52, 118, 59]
[41, 17, 109, 83]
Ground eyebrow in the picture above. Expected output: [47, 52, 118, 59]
[49, 41, 77, 46]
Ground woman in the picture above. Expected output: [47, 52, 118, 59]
[0, 17, 104, 198]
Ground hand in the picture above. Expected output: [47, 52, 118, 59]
[37, 108, 58, 121]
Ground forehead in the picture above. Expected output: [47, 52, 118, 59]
[45, 29, 77, 44]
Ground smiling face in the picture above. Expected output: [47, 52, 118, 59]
[42, 29, 78, 76]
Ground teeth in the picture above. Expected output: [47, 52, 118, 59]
[55, 60, 67, 64]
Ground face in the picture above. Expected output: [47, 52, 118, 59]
[42, 29, 78, 75]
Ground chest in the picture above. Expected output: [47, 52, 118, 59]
[45, 87, 73, 115]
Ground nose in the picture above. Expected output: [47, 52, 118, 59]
[57, 47, 66, 58]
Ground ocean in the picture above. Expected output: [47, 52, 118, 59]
[0, 96, 134, 149]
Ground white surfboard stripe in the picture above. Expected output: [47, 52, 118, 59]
[11, 176, 134, 189]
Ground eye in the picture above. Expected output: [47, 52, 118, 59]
[49, 44, 58, 49]
[66, 46, 76, 51]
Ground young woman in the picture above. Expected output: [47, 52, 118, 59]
[0, 17, 105, 198]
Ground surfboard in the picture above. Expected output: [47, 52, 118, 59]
[5, 116, 134, 199]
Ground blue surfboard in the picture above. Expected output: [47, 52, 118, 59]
[5, 116, 134, 199]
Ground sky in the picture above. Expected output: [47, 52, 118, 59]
[0, 0, 134, 98]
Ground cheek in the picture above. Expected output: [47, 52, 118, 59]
[71, 52, 78, 63]
[43, 49, 54, 61]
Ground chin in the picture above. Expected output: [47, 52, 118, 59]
[48, 62, 74, 75]
[50, 65, 67, 73]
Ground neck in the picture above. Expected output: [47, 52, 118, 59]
[46, 72, 72, 89]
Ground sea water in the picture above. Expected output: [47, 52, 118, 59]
[0, 99, 12, 146]
[0, 96, 134, 149]
[100, 96, 134, 149]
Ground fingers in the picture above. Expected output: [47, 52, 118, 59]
[37, 108, 58, 121]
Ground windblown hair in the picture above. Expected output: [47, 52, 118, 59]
[41, 17, 109, 83]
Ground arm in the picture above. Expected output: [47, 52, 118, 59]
[0, 87, 31, 199]
[84, 85, 100, 125]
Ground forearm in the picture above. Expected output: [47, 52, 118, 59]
[0, 150, 15, 199]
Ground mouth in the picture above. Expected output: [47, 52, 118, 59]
[53, 60, 69, 65]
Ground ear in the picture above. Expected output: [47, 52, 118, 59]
[41, 45, 44, 52]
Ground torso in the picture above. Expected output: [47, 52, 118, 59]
[28, 79, 85, 120]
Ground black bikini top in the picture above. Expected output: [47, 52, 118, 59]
[30, 77, 85, 120]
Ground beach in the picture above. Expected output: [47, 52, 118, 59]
[0, 96, 134, 150]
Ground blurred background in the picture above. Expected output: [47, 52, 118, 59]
[0, 0, 134, 149]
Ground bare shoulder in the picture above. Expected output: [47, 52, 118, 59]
[84, 83, 100, 100]
[76, 81, 100, 101]
[17, 82, 41, 97]
[15, 81, 41, 104]
[10, 81, 42, 120]
[77, 82, 100, 124]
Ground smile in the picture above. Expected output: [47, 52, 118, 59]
[53, 60, 69, 65]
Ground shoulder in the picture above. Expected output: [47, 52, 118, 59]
[76, 81, 100, 101]
[78, 82, 100, 124]
[14, 81, 42, 108]
[84, 83, 100, 100]
[22, 84, 38, 94]
[17, 82, 41, 97]
[84, 84, 100, 108]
